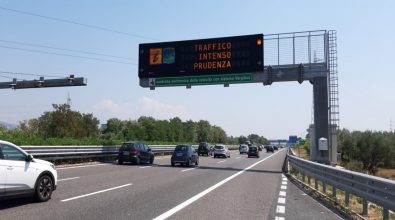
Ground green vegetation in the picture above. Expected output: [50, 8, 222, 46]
[0, 103, 268, 146]
[338, 129, 395, 175]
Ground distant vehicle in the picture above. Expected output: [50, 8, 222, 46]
[247, 146, 260, 158]
[118, 141, 154, 165]
[239, 144, 249, 154]
[213, 144, 230, 158]
[265, 145, 274, 153]
[0, 140, 57, 202]
[273, 145, 279, 151]
[243, 141, 252, 146]
[171, 144, 199, 167]
[198, 142, 212, 156]
[257, 145, 263, 151]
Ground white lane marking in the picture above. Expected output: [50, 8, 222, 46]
[57, 163, 107, 170]
[275, 217, 285, 220]
[235, 157, 241, 159]
[281, 185, 287, 190]
[217, 160, 226, 164]
[153, 149, 284, 220]
[282, 181, 287, 185]
[61, 183, 132, 202]
[282, 177, 287, 181]
[58, 177, 80, 182]
[278, 197, 286, 204]
[181, 168, 196, 172]
[281, 174, 285, 178]
[139, 166, 152, 169]
[279, 191, 286, 197]
[276, 205, 285, 214]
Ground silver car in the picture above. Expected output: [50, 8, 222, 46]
[213, 144, 230, 158]
[239, 144, 249, 154]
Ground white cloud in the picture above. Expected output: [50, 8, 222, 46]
[93, 97, 189, 123]
[137, 97, 189, 120]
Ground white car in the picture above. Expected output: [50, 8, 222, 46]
[0, 140, 57, 202]
[213, 144, 230, 158]
[239, 144, 249, 154]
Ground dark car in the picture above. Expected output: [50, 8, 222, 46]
[247, 146, 260, 158]
[118, 141, 154, 165]
[171, 144, 199, 167]
[265, 145, 274, 153]
[198, 142, 212, 156]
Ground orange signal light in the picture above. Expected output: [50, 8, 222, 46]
[257, 39, 262, 45]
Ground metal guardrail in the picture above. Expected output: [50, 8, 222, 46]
[286, 149, 395, 220]
[22, 145, 240, 161]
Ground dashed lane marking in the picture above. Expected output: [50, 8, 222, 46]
[276, 205, 285, 214]
[181, 168, 197, 172]
[61, 183, 132, 202]
[279, 191, 286, 197]
[58, 177, 80, 182]
[278, 197, 286, 204]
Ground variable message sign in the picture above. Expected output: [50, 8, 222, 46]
[139, 34, 263, 87]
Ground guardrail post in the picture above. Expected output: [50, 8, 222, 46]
[308, 175, 311, 186]
[345, 191, 349, 207]
[332, 185, 336, 198]
[383, 207, 389, 220]
[322, 182, 326, 193]
[314, 178, 318, 190]
[362, 199, 368, 216]
[302, 173, 305, 182]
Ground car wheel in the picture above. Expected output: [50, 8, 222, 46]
[135, 157, 140, 165]
[195, 158, 199, 166]
[214, 155, 216, 158]
[171, 162, 175, 167]
[34, 175, 53, 202]
[149, 156, 154, 164]
[186, 159, 191, 167]
[118, 159, 123, 165]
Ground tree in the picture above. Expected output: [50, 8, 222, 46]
[196, 120, 211, 142]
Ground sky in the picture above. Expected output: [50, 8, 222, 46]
[0, 0, 394, 139]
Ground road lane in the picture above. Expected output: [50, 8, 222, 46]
[0, 148, 345, 220]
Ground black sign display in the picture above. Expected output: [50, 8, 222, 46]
[138, 34, 263, 78]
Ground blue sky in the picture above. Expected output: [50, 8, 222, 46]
[1, 0, 394, 139]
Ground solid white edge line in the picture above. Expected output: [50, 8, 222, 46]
[152, 149, 284, 220]
[58, 177, 80, 182]
[57, 163, 107, 170]
[181, 168, 196, 172]
[216, 160, 226, 164]
[139, 166, 152, 169]
[61, 183, 132, 202]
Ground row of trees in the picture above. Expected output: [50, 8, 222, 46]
[0, 103, 268, 146]
[102, 117, 227, 144]
[338, 129, 395, 174]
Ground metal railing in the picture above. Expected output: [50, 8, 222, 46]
[22, 145, 239, 161]
[285, 149, 395, 220]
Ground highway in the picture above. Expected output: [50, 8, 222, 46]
[0, 149, 343, 220]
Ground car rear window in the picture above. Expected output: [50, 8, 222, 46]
[121, 143, 135, 151]
[215, 145, 224, 149]
[175, 145, 188, 151]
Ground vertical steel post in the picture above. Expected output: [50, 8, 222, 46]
[362, 199, 368, 216]
[345, 191, 350, 207]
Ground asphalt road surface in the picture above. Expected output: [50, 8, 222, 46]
[0, 149, 343, 220]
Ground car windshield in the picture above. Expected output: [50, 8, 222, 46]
[215, 145, 224, 149]
[175, 145, 188, 151]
